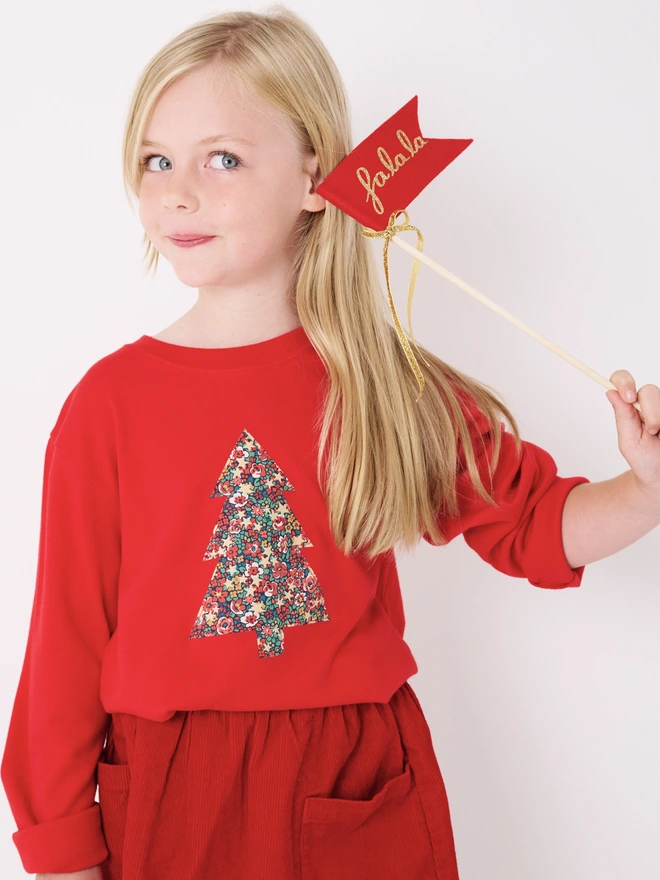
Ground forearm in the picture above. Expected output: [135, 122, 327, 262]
[561, 469, 660, 569]
[36, 869, 102, 880]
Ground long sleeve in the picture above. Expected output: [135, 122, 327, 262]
[423, 395, 591, 589]
[1, 426, 121, 873]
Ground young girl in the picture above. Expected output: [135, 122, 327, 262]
[3, 6, 660, 880]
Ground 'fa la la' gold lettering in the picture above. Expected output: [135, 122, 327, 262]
[356, 129, 429, 215]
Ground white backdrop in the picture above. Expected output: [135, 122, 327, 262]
[1, 1, 658, 877]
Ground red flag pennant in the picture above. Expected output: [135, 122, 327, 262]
[315, 96, 473, 400]
[316, 95, 472, 232]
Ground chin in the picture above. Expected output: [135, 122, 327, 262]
[172, 267, 229, 287]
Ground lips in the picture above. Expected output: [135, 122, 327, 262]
[168, 234, 216, 250]
[169, 234, 214, 241]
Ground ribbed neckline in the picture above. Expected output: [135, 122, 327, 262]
[132, 325, 316, 369]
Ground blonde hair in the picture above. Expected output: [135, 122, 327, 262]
[121, 4, 522, 558]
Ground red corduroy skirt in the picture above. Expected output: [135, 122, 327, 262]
[97, 680, 460, 880]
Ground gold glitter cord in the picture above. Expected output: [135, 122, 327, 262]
[362, 209, 430, 402]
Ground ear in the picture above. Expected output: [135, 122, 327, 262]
[302, 153, 326, 213]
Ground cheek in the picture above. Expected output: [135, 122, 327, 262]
[137, 176, 164, 228]
[240, 185, 300, 237]
[229, 206, 294, 258]
[137, 192, 153, 230]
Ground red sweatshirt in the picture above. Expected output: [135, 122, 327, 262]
[0, 325, 590, 874]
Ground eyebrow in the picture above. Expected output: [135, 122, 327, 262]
[140, 133, 256, 149]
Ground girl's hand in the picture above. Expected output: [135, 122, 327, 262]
[606, 370, 660, 498]
[36, 867, 103, 880]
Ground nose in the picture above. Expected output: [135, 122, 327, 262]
[161, 167, 201, 211]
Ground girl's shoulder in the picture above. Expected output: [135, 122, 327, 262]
[49, 337, 139, 462]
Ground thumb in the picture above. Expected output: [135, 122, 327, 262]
[606, 389, 641, 441]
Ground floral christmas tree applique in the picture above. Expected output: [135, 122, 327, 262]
[189, 428, 330, 658]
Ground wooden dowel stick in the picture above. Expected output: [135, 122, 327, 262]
[391, 233, 642, 414]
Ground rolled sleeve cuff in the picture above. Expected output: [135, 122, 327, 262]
[12, 803, 108, 875]
[527, 474, 591, 589]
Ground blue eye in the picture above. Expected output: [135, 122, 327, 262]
[140, 150, 242, 172]
[210, 151, 241, 170]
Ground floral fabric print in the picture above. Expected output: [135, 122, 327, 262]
[190, 429, 330, 657]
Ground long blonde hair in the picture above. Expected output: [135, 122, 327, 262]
[121, 4, 522, 558]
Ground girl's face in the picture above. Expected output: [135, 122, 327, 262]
[138, 62, 324, 289]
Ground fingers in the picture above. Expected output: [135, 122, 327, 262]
[609, 370, 660, 435]
[609, 369, 637, 402]
[638, 385, 660, 434]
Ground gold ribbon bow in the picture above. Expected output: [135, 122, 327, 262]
[361, 209, 430, 402]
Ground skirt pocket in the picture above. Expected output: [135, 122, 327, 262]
[97, 758, 131, 880]
[300, 758, 437, 879]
